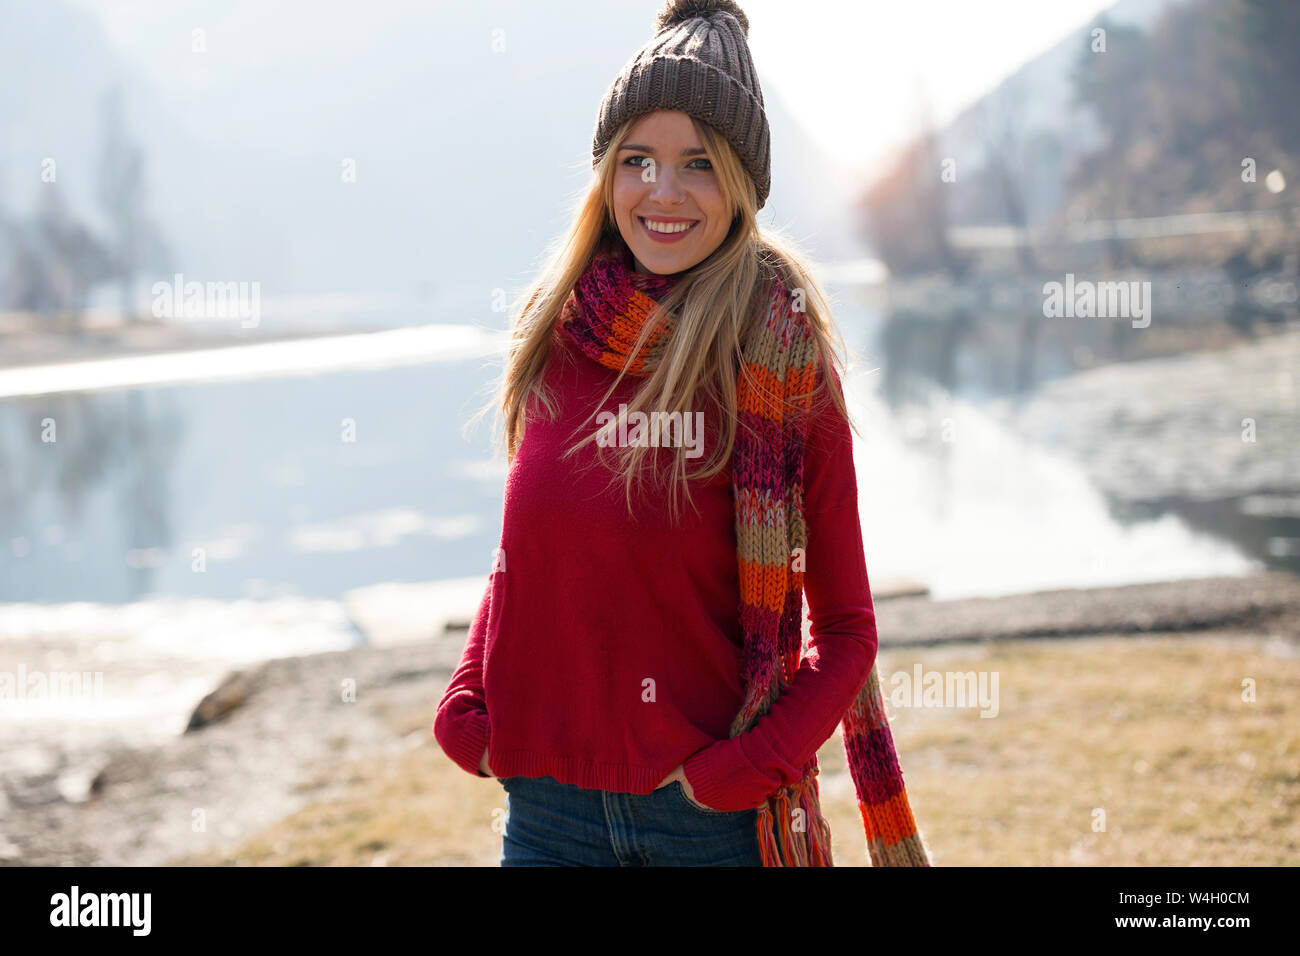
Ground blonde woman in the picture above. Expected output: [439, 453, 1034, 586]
[434, 0, 929, 868]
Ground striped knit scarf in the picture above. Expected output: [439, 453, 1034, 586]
[559, 244, 930, 867]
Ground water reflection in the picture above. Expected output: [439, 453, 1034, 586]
[1, 388, 184, 602]
[869, 269, 1300, 579]
[0, 359, 505, 604]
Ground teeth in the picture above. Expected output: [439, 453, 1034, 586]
[642, 218, 695, 234]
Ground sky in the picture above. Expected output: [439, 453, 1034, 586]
[68, 0, 1118, 178]
[740, 0, 1118, 171]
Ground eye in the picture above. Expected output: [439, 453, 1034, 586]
[622, 156, 713, 170]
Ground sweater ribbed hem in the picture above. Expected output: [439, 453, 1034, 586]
[436, 711, 492, 778]
[486, 751, 688, 794]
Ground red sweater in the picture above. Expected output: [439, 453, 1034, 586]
[432, 327, 879, 812]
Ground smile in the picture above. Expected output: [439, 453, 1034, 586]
[639, 217, 699, 243]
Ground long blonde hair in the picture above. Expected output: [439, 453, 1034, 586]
[467, 112, 859, 524]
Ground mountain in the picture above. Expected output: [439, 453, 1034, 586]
[1, 0, 866, 327]
[861, 0, 1196, 235]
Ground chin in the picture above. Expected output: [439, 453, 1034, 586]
[633, 248, 692, 275]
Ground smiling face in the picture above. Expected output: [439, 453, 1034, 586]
[611, 110, 732, 275]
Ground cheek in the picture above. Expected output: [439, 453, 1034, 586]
[698, 182, 725, 209]
[704, 201, 730, 239]
[612, 177, 644, 216]
[696, 186, 727, 222]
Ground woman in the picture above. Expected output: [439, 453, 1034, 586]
[434, 0, 929, 867]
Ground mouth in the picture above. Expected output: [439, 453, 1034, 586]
[638, 216, 699, 243]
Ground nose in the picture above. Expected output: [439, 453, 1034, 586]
[646, 161, 685, 205]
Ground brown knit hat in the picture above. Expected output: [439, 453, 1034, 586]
[591, 0, 772, 209]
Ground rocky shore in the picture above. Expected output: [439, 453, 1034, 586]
[3, 570, 1297, 866]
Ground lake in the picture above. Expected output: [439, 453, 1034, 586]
[0, 300, 1262, 611]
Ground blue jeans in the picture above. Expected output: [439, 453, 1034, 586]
[498, 774, 770, 866]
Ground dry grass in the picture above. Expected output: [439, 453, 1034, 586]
[851, 631, 1300, 866]
[172, 632, 1300, 866]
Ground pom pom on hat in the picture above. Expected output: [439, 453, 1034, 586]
[655, 0, 750, 37]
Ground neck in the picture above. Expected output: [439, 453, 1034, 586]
[621, 242, 663, 277]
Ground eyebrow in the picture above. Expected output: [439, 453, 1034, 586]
[617, 144, 709, 157]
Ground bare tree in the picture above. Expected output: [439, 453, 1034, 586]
[974, 81, 1039, 275]
[96, 84, 146, 323]
[33, 185, 115, 327]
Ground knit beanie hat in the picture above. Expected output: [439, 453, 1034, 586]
[591, 0, 772, 209]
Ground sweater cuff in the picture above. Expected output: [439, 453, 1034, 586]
[682, 737, 775, 812]
[438, 710, 492, 778]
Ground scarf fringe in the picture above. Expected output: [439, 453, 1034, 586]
[756, 754, 932, 867]
[757, 762, 835, 866]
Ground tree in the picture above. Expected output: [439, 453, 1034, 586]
[34, 185, 115, 323]
[859, 83, 967, 278]
[973, 80, 1040, 274]
[95, 85, 147, 323]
